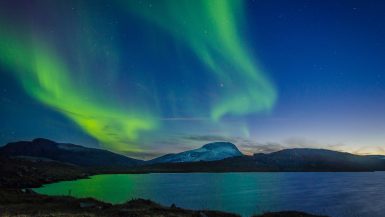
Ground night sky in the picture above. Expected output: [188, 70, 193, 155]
[1, 0, 385, 159]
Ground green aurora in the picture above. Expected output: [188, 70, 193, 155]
[0, 0, 276, 153]
[0, 29, 157, 152]
[121, 0, 276, 121]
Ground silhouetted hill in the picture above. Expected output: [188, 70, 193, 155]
[0, 156, 88, 188]
[0, 138, 143, 168]
[252, 148, 385, 171]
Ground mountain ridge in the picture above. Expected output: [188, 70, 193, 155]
[1, 138, 385, 172]
[0, 138, 143, 168]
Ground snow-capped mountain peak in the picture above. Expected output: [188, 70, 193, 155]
[148, 142, 243, 164]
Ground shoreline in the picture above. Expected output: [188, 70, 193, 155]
[0, 156, 329, 217]
[2, 155, 379, 189]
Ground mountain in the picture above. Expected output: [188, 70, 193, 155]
[148, 142, 243, 164]
[252, 148, 385, 171]
[134, 148, 385, 172]
[0, 138, 143, 168]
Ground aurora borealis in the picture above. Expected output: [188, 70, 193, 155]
[1, 0, 385, 157]
[0, 23, 157, 152]
[120, 0, 276, 121]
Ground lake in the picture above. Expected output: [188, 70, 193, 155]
[34, 172, 385, 217]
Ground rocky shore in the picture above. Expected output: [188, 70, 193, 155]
[0, 188, 239, 217]
[0, 188, 327, 217]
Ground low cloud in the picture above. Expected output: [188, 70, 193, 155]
[238, 143, 286, 155]
[185, 135, 233, 142]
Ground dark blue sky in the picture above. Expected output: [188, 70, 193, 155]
[0, 0, 384, 158]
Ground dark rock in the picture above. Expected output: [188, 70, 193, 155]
[80, 201, 97, 208]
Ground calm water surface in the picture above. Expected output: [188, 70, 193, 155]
[34, 172, 385, 217]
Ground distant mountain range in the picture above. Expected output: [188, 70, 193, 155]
[1, 138, 385, 172]
[134, 149, 385, 172]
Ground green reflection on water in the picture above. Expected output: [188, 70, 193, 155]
[35, 174, 144, 204]
[34, 173, 283, 216]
